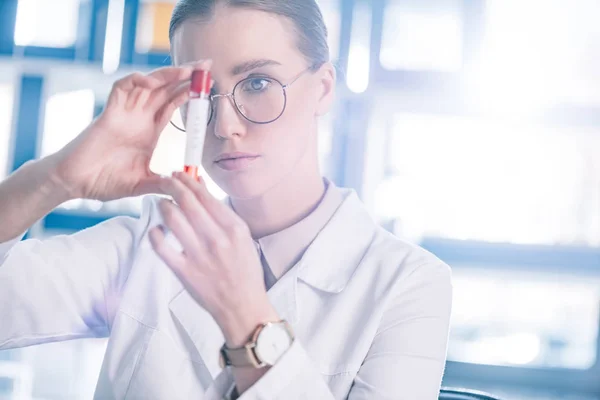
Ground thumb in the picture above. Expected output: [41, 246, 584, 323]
[133, 172, 170, 196]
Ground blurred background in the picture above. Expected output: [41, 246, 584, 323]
[0, 0, 599, 399]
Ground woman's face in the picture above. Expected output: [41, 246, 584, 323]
[172, 6, 335, 199]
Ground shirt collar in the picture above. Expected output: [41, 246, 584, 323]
[223, 183, 378, 293]
[225, 178, 345, 280]
[257, 178, 345, 280]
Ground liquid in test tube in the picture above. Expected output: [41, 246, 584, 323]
[183, 69, 211, 180]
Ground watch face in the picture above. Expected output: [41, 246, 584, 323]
[255, 322, 293, 365]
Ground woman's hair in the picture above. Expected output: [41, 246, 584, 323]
[169, 0, 330, 69]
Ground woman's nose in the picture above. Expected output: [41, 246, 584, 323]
[211, 95, 247, 140]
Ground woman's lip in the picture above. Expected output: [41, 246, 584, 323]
[215, 156, 260, 171]
[216, 152, 260, 162]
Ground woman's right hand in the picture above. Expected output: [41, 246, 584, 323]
[50, 61, 211, 202]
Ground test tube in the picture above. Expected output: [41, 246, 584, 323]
[183, 69, 211, 180]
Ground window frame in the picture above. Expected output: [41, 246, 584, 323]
[431, 235, 600, 394]
[366, 1, 600, 395]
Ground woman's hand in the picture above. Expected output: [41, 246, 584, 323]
[148, 172, 279, 346]
[50, 60, 212, 201]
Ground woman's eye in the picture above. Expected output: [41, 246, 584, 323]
[244, 78, 271, 92]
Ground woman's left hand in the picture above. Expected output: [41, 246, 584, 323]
[148, 172, 279, 346]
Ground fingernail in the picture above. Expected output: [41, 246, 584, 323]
[187, 59, 211, 68]
[153, 224, 167, 235]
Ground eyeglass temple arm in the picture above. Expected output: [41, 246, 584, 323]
[284, 64, 320, 89]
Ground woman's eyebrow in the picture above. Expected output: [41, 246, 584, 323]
[230, 59, 281, 76]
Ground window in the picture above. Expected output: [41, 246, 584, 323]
[318, 113, 334, 179]
[316, 0, 341, 62]
[468, 0, 600, 110]
[0, 84, 13, 179]
[14, 0, 86, 48]
[346, 1, 371, 93]
[380, 0, 463, 71]
[0, 339, 107, 399]
[40, 89, 129, 215]
[103, 0, 126, 74]
[448, 268, 600, 370]
[373, 113, 600, 246]
[41, 89, 95, 158]
[136, 0, 176, 54]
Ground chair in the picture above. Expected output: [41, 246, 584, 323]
[439, 387, 504, 400]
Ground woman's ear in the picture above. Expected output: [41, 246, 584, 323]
[315, 62, 337, 116]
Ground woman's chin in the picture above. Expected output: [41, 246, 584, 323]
[215, 174, 268, 200]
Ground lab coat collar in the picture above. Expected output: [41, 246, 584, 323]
[296, 189, 377, 293]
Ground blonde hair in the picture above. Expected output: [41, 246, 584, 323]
[169, 0, 330, 69]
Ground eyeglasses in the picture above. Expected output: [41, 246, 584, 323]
[170, 65, 316, 132]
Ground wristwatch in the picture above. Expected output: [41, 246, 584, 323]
[219, 320, 295, 369]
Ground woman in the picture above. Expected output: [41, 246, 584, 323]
[0, 1, 452, 399]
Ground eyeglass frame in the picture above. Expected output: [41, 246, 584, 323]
[169, 64, 319, 132]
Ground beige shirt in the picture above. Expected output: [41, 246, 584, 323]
[236, 179, 345, 290]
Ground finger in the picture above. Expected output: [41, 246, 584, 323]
[108, 73, 159, 108]
[160, 176, 225, 242]
[126, 86, 145, 111]
[149, 227, 203, 302]
[158, 198, 208, 263]
[174, 172, 243, 230]
[148, 65, 194, 85]
[146, 59, 212, 86]
[113, 72, 162, 93]
[134, 85, 153, 109]
[148, 225, 188, 277]
[149, 59, 213, 108]
[181, 59, 213, 72]
[149, 78, 191, 112]
[133, 173, 170, 196]
[154, 83, 192, 129]
[152, 61, 214, 121]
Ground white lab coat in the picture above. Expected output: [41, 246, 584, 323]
[0, 187, 452, 399]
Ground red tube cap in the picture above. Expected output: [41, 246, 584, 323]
[191, 69, 211, 95]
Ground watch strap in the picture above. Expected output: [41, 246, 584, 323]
[219, 320, 293, 369]
[220, 343, 262, 368]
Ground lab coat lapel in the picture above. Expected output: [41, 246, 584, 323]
[266, 263, 300, 324]
[167, 266, 300, 342]
[166, 262, 300, 375]
[297, 191, 377, 293]
[168, 288, 223, 379]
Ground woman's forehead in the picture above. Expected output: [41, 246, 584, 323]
[172, 7, 303, 73]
